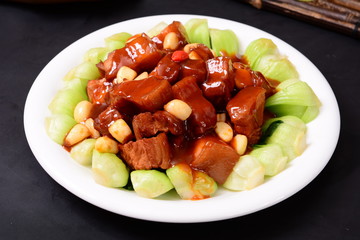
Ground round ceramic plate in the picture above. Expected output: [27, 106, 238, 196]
[24, 14, 340, 223]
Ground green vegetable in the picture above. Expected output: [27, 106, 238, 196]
[223, 155, 265, 191]
[244, 38, 298, 82]
[45, 114, 77, 145]
[266, 79, 321, 123]
[166, 163, 217, 200]
[92, 150, 129, 188]
[244, 38, 278, 69]
[63, 61, 101, 82]
[105, 32, 132, 52]
[70, 139, 96, 166]
[262, 116, 307, 161]
[48, 81, 87, 117]
[146, 21, 168, 38]
[250, 144, 288, 176]
[130, 170, 174, 198]
[255, 55, 299, 82]
[184, 18, 211, 48]
[209, 28, 239, 56]
[83, 47, 108, 64]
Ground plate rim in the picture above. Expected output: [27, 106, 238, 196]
[24, 14, 341, 223]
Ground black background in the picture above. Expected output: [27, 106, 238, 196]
[1, 0, 360, 239]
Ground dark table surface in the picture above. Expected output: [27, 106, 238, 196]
[1, 0, 360, 239]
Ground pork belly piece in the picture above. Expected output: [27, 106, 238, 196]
[172, 76, 216, 137]
[101, 33, 163, 80]
[119, 133, 172, 170]
[87, 78, 113, 104]
[150, 53, 181, 84]
[110, 76, 173, 113]
[132, 111, 185, 140]
[202, 57, 235, 109]
[179, 59, 207, 84]
[233, 62, 275, 97]
[226, 86, 266, 144]
[190, 136, 239, 184]
[186, 43, 214, 61]
[152, 21, 188, 50]
[94, 106, 128, 136]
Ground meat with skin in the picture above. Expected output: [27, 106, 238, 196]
[150, 53, 181, 84]
[152, 21, 188, 50]
[101, 33, 163, 80]
[86, 78, 113, 104]
[119, 133, 172, 170]
[226, 86, 266, 144]
[190, 136, 239, 184]
[94, 106, 127, 136]
[132, 111, 185, 140]
[172, 76, 216, 137]
[110, 76, 173, 113]
[202, 56, 235, 109]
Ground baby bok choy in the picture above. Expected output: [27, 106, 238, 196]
[244, 38, 298, 82]
[265, 79, 321, 123]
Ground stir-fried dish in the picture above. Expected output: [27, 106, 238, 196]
[45, 19, 320, 200]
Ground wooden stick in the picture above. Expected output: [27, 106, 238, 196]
[329, 0, 360, 12]
[240, 0, 360, 38]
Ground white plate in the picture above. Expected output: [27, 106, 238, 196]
[24, 14, 340, 223]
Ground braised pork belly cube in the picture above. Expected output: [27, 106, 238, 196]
[150, 53, 181, 84]
[94, 106, 129, 136]
[119, 133, 172, 170]
[110, 76, 173, 113]
[185, 43, 214, 61]
[190, 136, 239, 184]
[172, 76, 216, 137]
[101, 33, 163, 80]
[152, 21, 188, 50]
[226, 86, 266, 144]
[233, 62, 275, 97]
[202, 57, 235, 109]
[132, 111, 185, 140]
[179, 59, 207, 84]
[87, 78, 113, 104]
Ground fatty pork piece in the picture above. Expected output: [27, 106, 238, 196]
[119, 133, 171, 170]
[202, 56, 235, 109]
[172, 76, 216, 136]
[179, 59, 207, 84]
[110, 76, 173, 113]
[152, 21, 188, 50]
[132, 111, 185, 140]
[233, 62, 275, 97]
[150, 53, 181, 84]
[226, 86, 266, 144]
[94, 106, 128, 136]
[100, 33, 163, 80]
[87, 78, 112, 104]
[191, 136, 239, 184]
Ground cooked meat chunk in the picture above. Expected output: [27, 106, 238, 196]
[94, 106, 127, 136]
[150, 53, 181, 84]
[202, 57, 235, 109]
[179, 59, 207, 84]
[101, 33, 163, 80]
[190, 136, 239, 184]
[119, 133, 172, 170]
[132, 111, 185, 139]
[172, 76, 216, 137]
[186, 43, 214, 61]
[233, 62, 275, 97]
[226, 86, 266, 144]
[110, 76, 173, 113]
[87, 78, 113, 104]
[152, 21, 188, 50]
